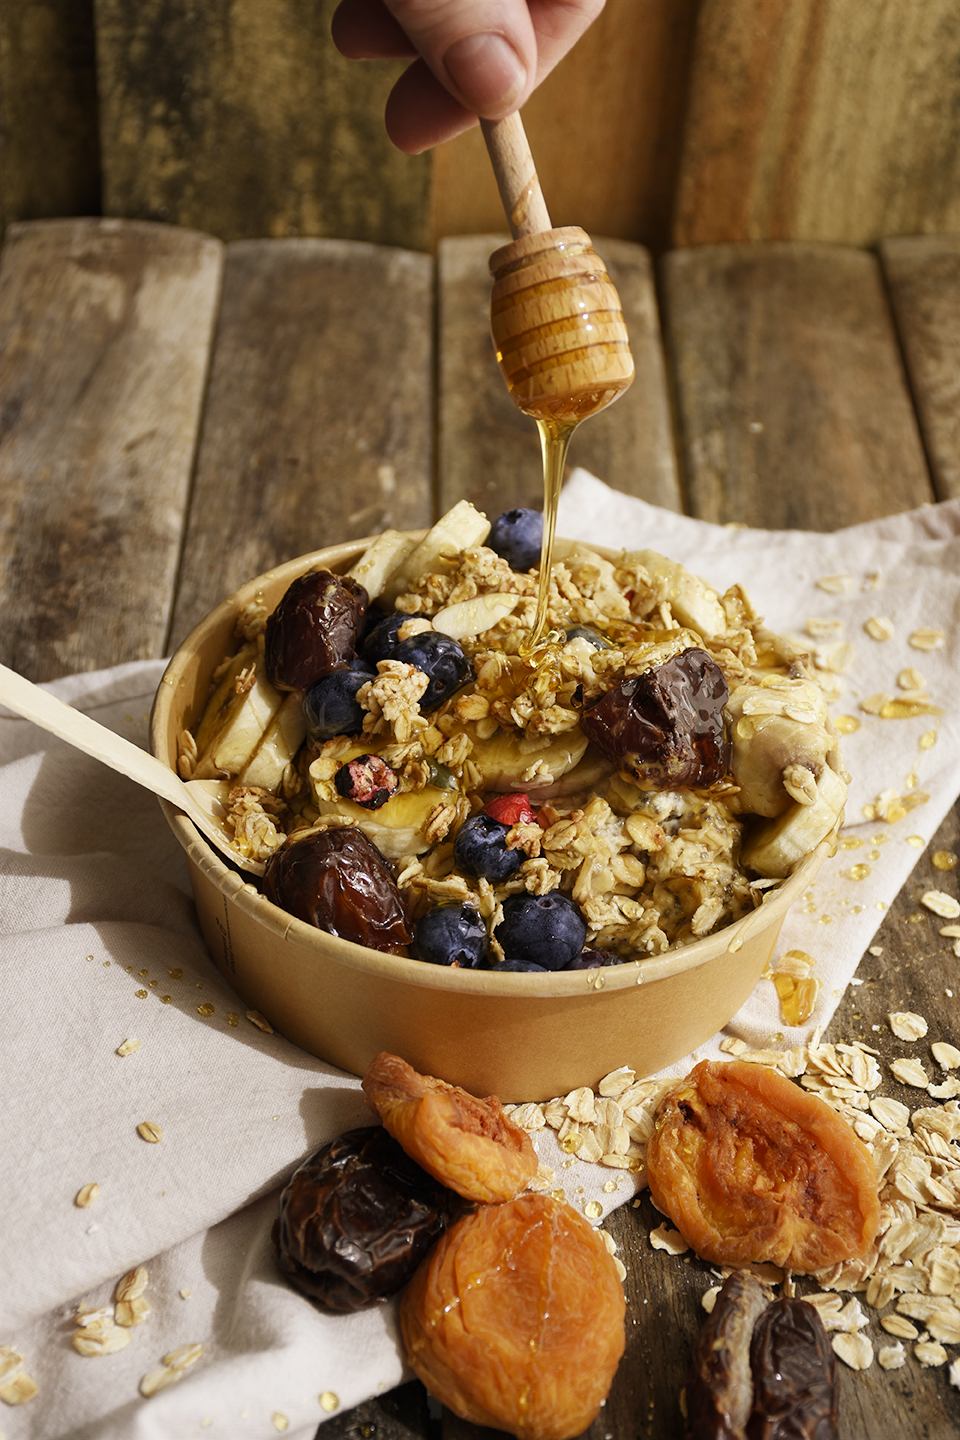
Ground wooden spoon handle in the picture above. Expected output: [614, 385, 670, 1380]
[481, 112, 552, 238]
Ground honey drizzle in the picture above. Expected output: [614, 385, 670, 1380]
[522, 418, 577, 655]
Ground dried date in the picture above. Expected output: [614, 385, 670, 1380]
[274, 1126, 463, 1312]
[646, 1060, 880, 1271]
[263, 828, 411, 952]
[362, 1052, 537, 1204]
[685, 1271, 771, 1440]
[747, 1296, 837, 1440]
[400, 1193, 625, 1440]
[265, 570, 368, 691]
[580, 648, 730, 789]
[685, 1275, 838, 1440]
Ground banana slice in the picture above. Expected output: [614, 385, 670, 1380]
[740, 764, 846, 879]
[238, 692, 308, 791]
[347, 529, 419, 601]
[315, 786, 453, 860]
[432, 593, 520, 640]
[726, 678, 836, 818]
[194, 649, 285, 780]
[382, 500, 490, 605]
[622, 549, 727, 639]
[466, 725, 589, 795]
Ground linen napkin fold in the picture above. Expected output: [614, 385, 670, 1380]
[1, 476, 957, 1440]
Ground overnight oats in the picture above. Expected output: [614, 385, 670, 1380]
[175, 501, 847, 974]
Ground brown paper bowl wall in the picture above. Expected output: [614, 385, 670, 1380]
[151, 537, 830, 1102]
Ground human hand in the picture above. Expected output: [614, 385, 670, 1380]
[331, 0, 605, 153]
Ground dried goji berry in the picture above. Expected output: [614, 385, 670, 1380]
[483, 792, 537, 826]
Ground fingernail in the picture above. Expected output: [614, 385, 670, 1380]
[443, 33, 527, 114]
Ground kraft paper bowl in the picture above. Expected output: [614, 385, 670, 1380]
[151, 536, 832, 1102]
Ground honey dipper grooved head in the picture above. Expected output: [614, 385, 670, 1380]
[489, 226, 634, 423]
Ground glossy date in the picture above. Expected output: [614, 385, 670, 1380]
[263, 827, 411, 951]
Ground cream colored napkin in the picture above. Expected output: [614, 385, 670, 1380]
[1, 477, 958, 1439]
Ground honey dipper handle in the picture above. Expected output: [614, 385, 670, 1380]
[481, 113, 552, 238]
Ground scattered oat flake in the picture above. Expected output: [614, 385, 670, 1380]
[164, 1343, 204, 1371]
[932, 1042, 960, 1070]
[864, 616, 894, 641]
[881, 1314, 918, 1340]
[832, 1332, 873, 1370]
[898, 667, 926, 690]
[888, 1012, 928, 1042]
[816, 575, 853, 594]
[915, 1341, 948, 1368]
[889, 1058, 930, 1088]
[140, 1367, 182, 1397]
[650, 1224, 688, 1255]
[0, 1369, 38, 1405]
[137, 1121, 163, 1143]
[73, 1325, 130, 1357]
[922, 891, 960, 919]
[878, 1342, 906, 1371]
[116, 1265, 148, 1301]
[116, 1038, 141, 1056]
[272, 1415, 289, 1432]
[908, 628, 944, 652]
[246, 1010, 274, 1033]
[319, 1392, 340, 1413]
[75, 1182, 100, 1208]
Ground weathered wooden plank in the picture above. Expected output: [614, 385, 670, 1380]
[93, 0, 430, 251]
[880, 236, 960, 504]
[437, 235, 682, 525]
[167, 239, 433, 647]
[0, 218, 223, 682]
[0, 0, 101, 235]
[431, 0, 702, 252]
[673, 0, 960, 249]
[661, 243, 935, 529]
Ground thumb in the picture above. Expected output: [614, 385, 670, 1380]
[383, 1, 537, 118]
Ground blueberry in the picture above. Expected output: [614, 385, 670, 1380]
[303, 658, 376, 740]
[362, 612, 407, 665]
[452, 813, 523, 883]
[565, 626, 611, 651]
[414, 904, 488, 968]
[487, 958, 548, 973]
[493, 891, 587, 970]
[392, 631, 472, 709]
[488, 508, 543, 572]
[564, 947, 623, 971]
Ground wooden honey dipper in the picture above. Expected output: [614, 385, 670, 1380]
[481, 112, 635, 650]
[482, 112, 635, 424]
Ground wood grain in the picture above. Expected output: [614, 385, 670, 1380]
[673, 0, 960, 249]
[167, 238, 434, 649]
[661, 243, 935, 529]
[93, 0, 430, 250]
[437, 235, 682, 523]
[0, 218, 223, 681]
[880, 236, 960, 504]
[0, 0, 102, 235]
[430, 0, 702, 252]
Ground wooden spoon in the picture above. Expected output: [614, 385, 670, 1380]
[0, 663, 266, 876]
[481, 112, 635, 422]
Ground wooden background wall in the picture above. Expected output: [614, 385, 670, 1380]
[2, 0, 958, 254]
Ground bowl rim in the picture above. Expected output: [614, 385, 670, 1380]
[151, 534, 836, 1000]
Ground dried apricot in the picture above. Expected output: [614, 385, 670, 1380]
[400, 1193, 625, 1440]
[361, 1052, 537, 1204]
[646, 1059, 880, 1271]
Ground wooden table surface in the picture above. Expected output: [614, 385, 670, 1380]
[1, 218, 958, 1440]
